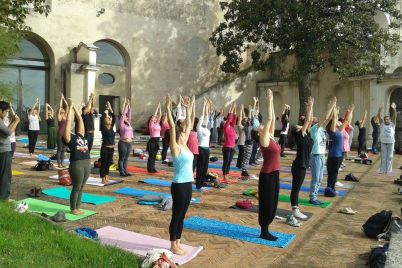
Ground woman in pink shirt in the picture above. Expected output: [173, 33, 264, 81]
[222, 103, 237, 182]
[160, 113, 170, 164]
[147, 103, 162, 173]
[118, 98, 134, 177]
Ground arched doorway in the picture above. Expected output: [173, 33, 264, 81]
[390, 88, 402, 153]
[0, 37, 50, 132]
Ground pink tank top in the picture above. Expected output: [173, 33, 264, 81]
[187, 131, 199, 155]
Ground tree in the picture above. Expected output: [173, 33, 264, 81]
[0, 0, 50, 100]
[210, 0, 401, 116]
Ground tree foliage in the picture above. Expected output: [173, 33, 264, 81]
[210, 0, 402, 115]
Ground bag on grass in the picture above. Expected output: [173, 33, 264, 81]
[35, 160, 52, 171]
[58, 169, 72, 186]
[235, 200, 253, 209]
[362, 210, 392, 239]
[141, 248, 176, 268]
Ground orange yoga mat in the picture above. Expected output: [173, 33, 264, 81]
[126, 166, 167, 175]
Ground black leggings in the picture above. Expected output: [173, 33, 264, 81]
[372, 134, 379, 153]
[236, 145, 244, 168]
[192, 154, 198, 173]
[291, 165, 306, 207]
[85, 132, 94, 152]
[222, 147, 234, 175]
[147, 137, 159, 172]
[327, 156, 343, 189]
[28, 130, 39, 154]
[258, 171, 279, 228]
[161, 130, 170, 161]
[169, 182, 192, 241]
[56, 135, 66, 165]
[279, 134, 287, 155]
[100, 147, 114, 178]
[250, 140, 259, 164]
[358, 137, 366, 155]
[196, 147, 210, 188]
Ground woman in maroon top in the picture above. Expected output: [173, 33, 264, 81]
[222, 103, 237, 183]
[258, 89, 281, 241]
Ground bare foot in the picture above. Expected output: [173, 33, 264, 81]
[170, 246, 186, 256]
[71, 209, 84, 215]
[101, 177, 108, 184]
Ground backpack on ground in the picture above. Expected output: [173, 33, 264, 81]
[362, 210, 393, 239]
[345, 173, 359, 182]
[367, 243, 389, 268]
[35, 160, 52, 171]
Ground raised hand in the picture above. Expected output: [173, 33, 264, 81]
[265, 89, 273, 102]
[391, 102, 396, 109]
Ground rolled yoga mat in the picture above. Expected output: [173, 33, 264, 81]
[113, 187, 201, 204]
[18, 198, 96, 221]
[42, 187, 116, 205]
[49, 175, 124, 187]
[243, 188, 332, 208]
[139, 178, 213, 192]
[184, 216, 295, 248]
[96, 226, 203, 265]
[229, 205, 313, 221]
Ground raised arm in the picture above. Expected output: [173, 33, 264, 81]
[260, 89, 274, 148]
[83, 93, 94, 115]
[237, 104, 243, 126]
[330, 106, 339, 133]
[339, 104, 354, 132]
[166, 96, 178, 156]
[191, 97, 196, 128]
[360, 110, 367, 127]
[269, 95, 275, 136]
[63, 99, 74, 144]
[45, 104, 49, 120]
[318, 97, 336, 127]
[301, 97, 314, 135]
[57, 95, 64, 121]
[377, 106, 383, 123]
[390, 102, 397, 127]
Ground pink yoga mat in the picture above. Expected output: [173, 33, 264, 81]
[96, 226, 203, 265]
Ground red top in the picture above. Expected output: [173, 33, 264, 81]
[223, 113, 237, 148]
[161, 121, 170, 138]
[187, 131, 199, 155]
[260, 140, 281, 173]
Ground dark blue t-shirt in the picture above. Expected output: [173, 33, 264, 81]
[328, 130, 343, 158]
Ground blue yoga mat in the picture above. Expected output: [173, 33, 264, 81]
[140, 178, 212, 192]
[17, 137, 29, 143]
[42, 187, 116, 205]
[113, 187, 201, 204]
[138, 200, 160, 205]
[280, 182, 346, 197]
[184, 216, 295, 248]
[208, 164, 240, 171]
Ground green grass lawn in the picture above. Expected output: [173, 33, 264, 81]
[0, 201, 140, 267]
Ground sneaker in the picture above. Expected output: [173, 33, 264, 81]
[286, 215, 302, 227]
[292, 207, 308, 220]
[338, 167, 343, 171]
[241, 171, 250, 177]
[309, 199, 323, 206]
[257, 157, 264, 162]
[335, 181, 344, 187]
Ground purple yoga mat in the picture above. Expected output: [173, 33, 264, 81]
[14, 152, 31, 158]
[97, 226, 203, 265]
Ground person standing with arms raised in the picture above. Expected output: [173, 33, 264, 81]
[118, 98, 133, 177]
[27, 98, 41, 157]
[379, 103, 397, 174]
[165, 95, 194, 255]
[82, 93, 95, 152]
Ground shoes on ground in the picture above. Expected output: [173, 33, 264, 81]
[309, 199, 324, 206]
[286, 215, 302, 227]
[335, 181, 344, 187]
[339, 207, 357, 215]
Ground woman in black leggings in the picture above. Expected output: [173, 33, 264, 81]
[355, 110, 367, 156]
[27, 98, 41, 157]
[222, 103, 237, 183]
[100, 102, 115, 184]
[290, 97, 313, 220]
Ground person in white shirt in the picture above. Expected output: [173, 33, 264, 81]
[378, 103, 397, 174]
[196, 99, 211, 189]
[27, 98, 41, 157]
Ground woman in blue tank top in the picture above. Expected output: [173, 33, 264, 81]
[165, 95, 195, 256]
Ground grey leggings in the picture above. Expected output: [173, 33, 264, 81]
[69, 159, 91, 210]
[118, 141, 132, 175]
[56, 135, 66, 165]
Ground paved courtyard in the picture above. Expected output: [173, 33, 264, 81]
[9, 137, 402, 267]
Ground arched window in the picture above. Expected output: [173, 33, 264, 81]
[94, 41, 125, 66]
[0, 37, 49, 132]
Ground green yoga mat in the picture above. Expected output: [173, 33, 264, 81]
[243, 188, 331, 208]
[42, 187, 116, 205]
[19, 198, 96, 221]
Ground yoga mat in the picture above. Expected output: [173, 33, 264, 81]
[279, 183, 346, 197]
[139, 178, 213, 192]
[35, 146, 56, 151]
[42, 187, 116, 205]
[280, 177, 354, 190]
[49, 175, 124, 187]
[208, 164, 240, 171]
[17, 137, 29, 143]
[229, 206, 313, 220]
[97, 226, 203, 265]
[113, 187, 200, 204]
[184, 216, 295, 248]
[280, 166, 328, 175]
[243, 189, 332, 208]
[209, 168, 241, 177]
[12, 170, 25, 176]
[127, 166, 167, 175]
[19, 160, 38, 166]
[19, 198, 96, 221]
